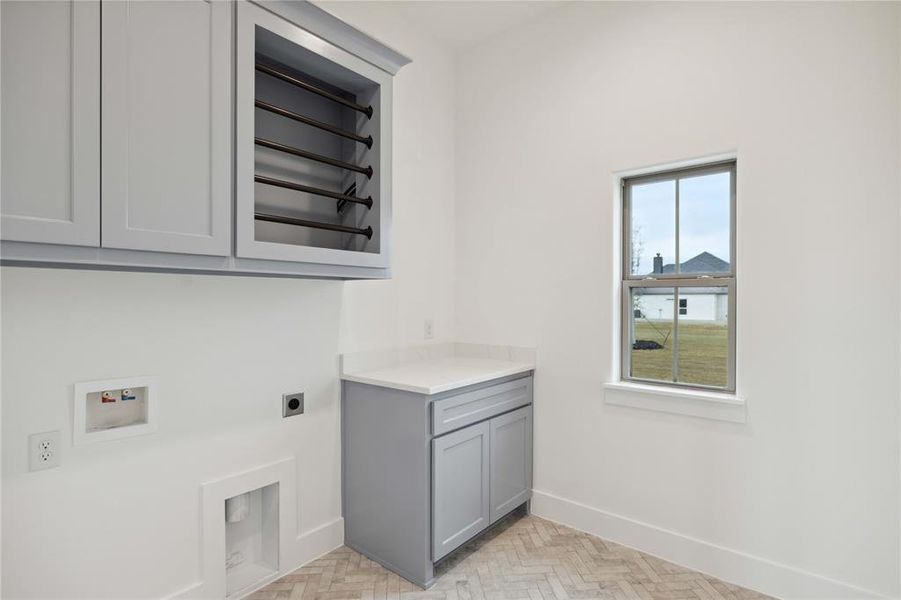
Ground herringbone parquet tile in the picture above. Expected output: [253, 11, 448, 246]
[248, 514, 771, 600]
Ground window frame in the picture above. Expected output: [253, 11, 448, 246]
[620, 160, 737, 393]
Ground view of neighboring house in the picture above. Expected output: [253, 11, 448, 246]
[654, 251, 729, 275]
[634, 252, 729, 324]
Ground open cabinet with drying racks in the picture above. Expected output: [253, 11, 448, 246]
[236, 0, 403, 276]
[0, 0, 408, 280]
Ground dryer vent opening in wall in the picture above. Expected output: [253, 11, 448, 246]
[225, 483, 279, 598]
[201, 458, 296, 599]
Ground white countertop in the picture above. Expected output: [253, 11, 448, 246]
[341, 355, 535, 395]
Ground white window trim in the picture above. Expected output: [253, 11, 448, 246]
[603, 381, 746, 423]
[605, 152, 747, 423]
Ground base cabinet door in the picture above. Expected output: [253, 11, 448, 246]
[0, 0, 100, 246]
[100, 0, 231, 256]
[489, 406, 532, 524]
[432, 421, 490, 561]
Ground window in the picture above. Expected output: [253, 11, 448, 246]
[622, 161, 735, 391]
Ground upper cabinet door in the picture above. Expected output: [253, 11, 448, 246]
[101, 0, 231, 256]
[1, 0, 100, 247]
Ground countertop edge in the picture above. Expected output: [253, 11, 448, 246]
[341, 364, 535, 395]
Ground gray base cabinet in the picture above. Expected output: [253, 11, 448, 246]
[343, 374, 533, 588]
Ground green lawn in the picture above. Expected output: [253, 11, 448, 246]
[631, 320, 728, 388]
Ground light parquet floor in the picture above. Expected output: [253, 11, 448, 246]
[248, 514, 771, 600]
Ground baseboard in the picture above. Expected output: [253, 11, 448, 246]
[165, 517, 344, 600]
[292, 517, 346, 570]
[530, 490, 893, 600]
[162, 581, 203, 600]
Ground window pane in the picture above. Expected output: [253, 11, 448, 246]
[630, 180, 675, 276]
[630, 287, 674, 382]
[678, 171, 731, 273]
[675, 286, 729, 388]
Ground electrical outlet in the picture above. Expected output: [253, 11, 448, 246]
[29, 430, 61, 472]
[282, 392, 304, 418]
[424, 319, 434, 340]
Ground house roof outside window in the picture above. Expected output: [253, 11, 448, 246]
[654, 251, 729, 274]
[639, 252, 730, 296]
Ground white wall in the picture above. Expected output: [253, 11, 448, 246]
[0, 4, 455, 597]
[324, 0, 456, 352]
[454, 2, 900, 598]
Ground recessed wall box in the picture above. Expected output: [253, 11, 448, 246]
[201, 458, 296, 599]
[224, 484, 279, 597]
[73, 376, 158, 445]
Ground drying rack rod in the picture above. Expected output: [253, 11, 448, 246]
[255, 175, 372, 209]
[256, 100, 373, 148]
[255, 137, 373, 179]
[256, 63, 373, 118]
[255, 212, 373, 239]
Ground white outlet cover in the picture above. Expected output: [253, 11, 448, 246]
[29, 430, 61, 471]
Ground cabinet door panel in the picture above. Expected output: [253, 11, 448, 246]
[489, 406, 532, 524]
[432, 421, 489, 561]
[101, 0, 230, 255]
[1, 0, 99, 246]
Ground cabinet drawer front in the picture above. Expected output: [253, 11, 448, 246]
[432, 376, 532, 436]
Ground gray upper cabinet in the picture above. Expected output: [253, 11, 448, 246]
[489, 406, 533, 524]
[100, 0, 231, 256]
[0, 0, 409, 278]
[0, 0, 100, 247]
[235, 0, 394, 270]
[432, 420, 491, 561]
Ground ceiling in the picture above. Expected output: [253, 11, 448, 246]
[370, 1, 566, 51]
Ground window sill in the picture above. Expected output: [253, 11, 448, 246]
[603, 381, 746, 423]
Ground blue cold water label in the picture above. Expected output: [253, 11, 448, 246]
[121, 392, 136, 401]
